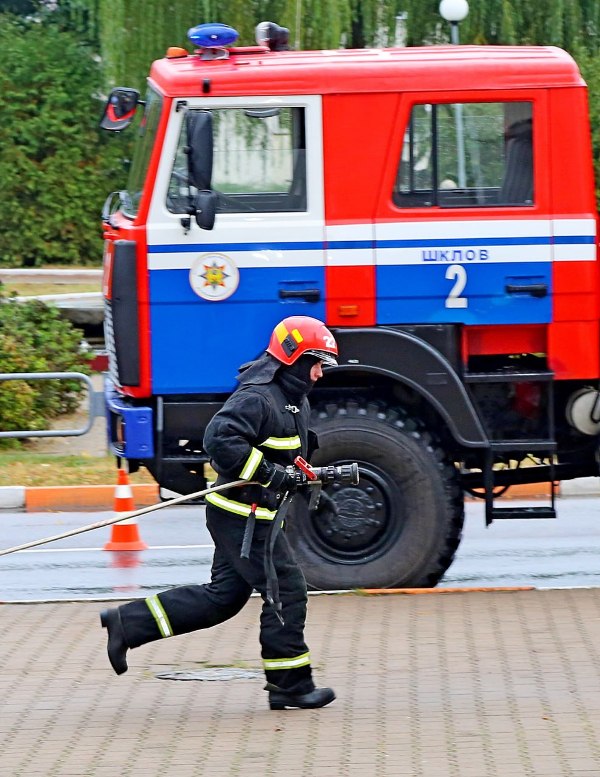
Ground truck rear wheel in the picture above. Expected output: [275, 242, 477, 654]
[286, 401, 464, 590]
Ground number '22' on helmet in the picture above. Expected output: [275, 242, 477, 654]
[267, 316, 338, 367]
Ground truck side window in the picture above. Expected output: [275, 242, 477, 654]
[393, 101, 534, 209]
[167, 106, 306, 214]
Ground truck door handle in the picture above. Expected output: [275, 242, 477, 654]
[279, 288, 321, 302]
[505, 283, 548, 298]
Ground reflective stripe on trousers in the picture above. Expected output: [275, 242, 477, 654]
[145, 594, 174, 637]
[263, 651, 311, 671]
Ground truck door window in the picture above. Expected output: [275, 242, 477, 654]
[394, 101, 533, 209]
[167, 106, 306, 214]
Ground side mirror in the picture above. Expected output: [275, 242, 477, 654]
[185, 110, 214, 190]
[193, 190, 217, 230]
[100, 88, 141, 131]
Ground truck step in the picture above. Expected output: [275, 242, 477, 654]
[464, 370, 554, 384]
[489, 439, 556, 452]
[162, 454, 206, 463]
[490, 506, 556, 520]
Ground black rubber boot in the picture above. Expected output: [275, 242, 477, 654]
[266, 684, 336, 710]
[100, 608, 128, 675]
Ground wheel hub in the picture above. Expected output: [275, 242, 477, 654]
[316, 474, 388, 553]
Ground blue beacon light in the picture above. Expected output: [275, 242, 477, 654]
[187, 23, 240, 49]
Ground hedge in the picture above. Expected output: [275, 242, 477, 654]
[0, 286, 92, 439]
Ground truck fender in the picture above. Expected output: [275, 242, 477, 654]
[333, 327, 488, 448]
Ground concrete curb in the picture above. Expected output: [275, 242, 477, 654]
[0, 484, 159, 511]
[466, 480, 600, 501]
[559, 476, 600, 497]
[0, 478, 598, 511]
[0, 487, 25, 510]
[357, 585, 536, 594]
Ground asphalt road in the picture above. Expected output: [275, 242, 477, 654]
[2, 497, 600, 601]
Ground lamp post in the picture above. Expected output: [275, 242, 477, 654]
[439, 0, 469, 43]
[439, 0, 469, 187]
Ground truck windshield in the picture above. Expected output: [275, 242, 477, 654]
[123, 87, 163, 218]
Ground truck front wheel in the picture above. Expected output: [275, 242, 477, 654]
[286, 401, 464, 590]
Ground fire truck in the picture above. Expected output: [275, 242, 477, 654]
[100, 21, 600, 590]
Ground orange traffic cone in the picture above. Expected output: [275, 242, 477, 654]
[103, 469, 148, 551]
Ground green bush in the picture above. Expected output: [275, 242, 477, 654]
[0, 287, 92, 439]
[0, 14, 128, 267]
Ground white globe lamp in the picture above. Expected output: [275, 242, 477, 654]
[439, 0, 469, 24]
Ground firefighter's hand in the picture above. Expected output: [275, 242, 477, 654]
[269, 464, 309, 493]
[314, 491, 338, 517]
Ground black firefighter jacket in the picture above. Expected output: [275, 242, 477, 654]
[203, 356, 314, 521]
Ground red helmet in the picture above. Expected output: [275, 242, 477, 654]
[267, 316, 338, 367]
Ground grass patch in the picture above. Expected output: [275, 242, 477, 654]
[0, 453, 156, 487]
[3, 282, 100, 296]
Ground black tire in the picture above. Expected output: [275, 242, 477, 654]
[145, 460, 206, 496]
[286, 400, 464, 589]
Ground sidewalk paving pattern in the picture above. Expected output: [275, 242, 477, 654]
[1, 589, 600, 776]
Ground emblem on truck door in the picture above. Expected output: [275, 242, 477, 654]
[189, 253, 239, 301]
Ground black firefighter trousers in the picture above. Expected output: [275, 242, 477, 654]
[116, 505, 315, 693]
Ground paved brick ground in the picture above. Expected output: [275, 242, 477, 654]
[1, 589, 600, 776]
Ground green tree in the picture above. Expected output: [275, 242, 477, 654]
[571, 46, 600, 200]
[0, 0, 36, 12]
[0, 14, 127, 266]
[61, 0, 399, 90]
[347, 0, 398, 48]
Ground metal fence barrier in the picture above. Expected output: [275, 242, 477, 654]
[0, 372, 97, 439]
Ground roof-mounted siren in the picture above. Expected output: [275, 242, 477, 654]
[255, 21, 291, 51]
[187, 22, 240, 60]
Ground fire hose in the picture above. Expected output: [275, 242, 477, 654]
[0, 461, 359, 559]
[0, 460, 359, 626]
[0, 478, 249, 557]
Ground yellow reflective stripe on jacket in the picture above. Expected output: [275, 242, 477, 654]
[205, 491, 277, 520]
[262, 652, 311, 671]
[260, 435, 301, 450]
[145, 594, 173, 638]
[240, 447, 263, 480]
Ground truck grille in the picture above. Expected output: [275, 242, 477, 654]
[103, 301, 120, 386]
[107, 240, 140, 387]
